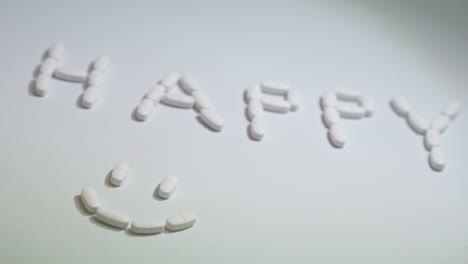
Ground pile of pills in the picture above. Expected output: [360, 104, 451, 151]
[245, 81, 300, 141]
[391, 97, 462, 171]
[136, 73, 224, 131]
[33, 43, 110, 108]
[320, 88, 375, 148]
[80, 161, 196, 234]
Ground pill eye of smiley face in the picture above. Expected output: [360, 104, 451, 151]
[79, 162, 196, 235]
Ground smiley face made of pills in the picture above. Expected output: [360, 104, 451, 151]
[78, 161, 196, 235]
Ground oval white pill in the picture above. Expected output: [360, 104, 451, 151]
[246, 84, 261, 102]
[247, 99, 264, 120]
[48, 43, 64, 61]
[111, 161, 129, 186]
[88, 70, 104, 87]
[336, 103, 366, 119]
[136, 98, 154, 121]
[429, 147, 446, 172]
[158, 175, 178, 199]
[179, 74, 200, 94]
[96, 207, 130, 229]
[287, 90, 300, 111]
[425, 129, 441, 150]
[199, 109, 224, 131]
[159, 72, 180, 89]
[407, 112, 429, 135]
[390, 96, 411, 117]
[335, 87, 361, 100]
[261, 81, 290, 94]
[39, 58, 57, 76]
[81, 86, 99, 108]
[250, 116, 265, 141]
[34, 73, 50, 96]
[166, 213, 197, 231]
[145, 84, 165, 103]
[81, 187, 101, 214]
[192, 91, 211, 110]
[442, 100, 462, 119]
[54, 67, 87, 82]
[162, 92, 195, 108]
[430, 115, 450, 133]
[323, 107, 340, 128]
[130, 218, 165, 234]
[92, 55, 110, 72]
[320, 91, 337, 110]
[261, 97, 291, 113]
[329, 124, 346, 148]
[359, 95, 375, 117]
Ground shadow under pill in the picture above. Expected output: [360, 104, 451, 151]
[124, 229, 163, 237]
[104, 170, 118, 188]
[153, 184, 167, 201]
[131, 107, 142, 122]
[327, 131, 343, 149]
[88, 216, 123, 232]
[244, 107, 250, 122]
[75, 94, 88, 109]
[27, 80, 38, 97]
[246, 124, 261, 142]
[73, 195, 93, 216]
[195, 115, 218, 132]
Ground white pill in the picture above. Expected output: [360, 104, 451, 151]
[162, 92, 195, 108]
[34, 73, 50, 96]
[159, 72, 180, 89]
[261, 81, 290, 94]
[359, 95, 375, 117]
[261, 97, 291, 113]
[88, 70, 105, 87]
[48, 43, 64, 61]
[390, 96, 412, 117]
[81, 86, 99, 108]
[130, 218, 165, 234]
[92, 56, 110, 72]
[246, 84, 261, 102]
[429, 147, 446, 172]
[430, 115, 450, 133]
[320, 91, 337, 110]
[425, 129, 441, 150]
[111, 161, 129, 186]
[145, 85, 166, 103]
[81, 187, 101, 214]
[192, 91, 211, 110]
[328, 124, 346, 148]
[407, 112, 429, 135]
[179, 74, 200, 94]
[287, 90, 300, 111]
[323, 107, 340, 128]
[199, 109, 224, 131]
[247, 99, 264, 120]
[96, 207, 130, 229]
[136, 98, 154, 121]
[336, 103, 366, 119]
[335, 87, 361, 100]
[442, 100, 462, 119]
[250, 116, 265, 141]
[166, 213, 197, 231]
[54, 67, 87, 82]
[39, 58, 57, 76]
[158, 175, 178, 199]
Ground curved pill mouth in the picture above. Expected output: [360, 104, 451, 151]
[76, 162, 195, 236]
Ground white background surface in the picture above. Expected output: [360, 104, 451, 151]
[1, 1, 467, 263]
